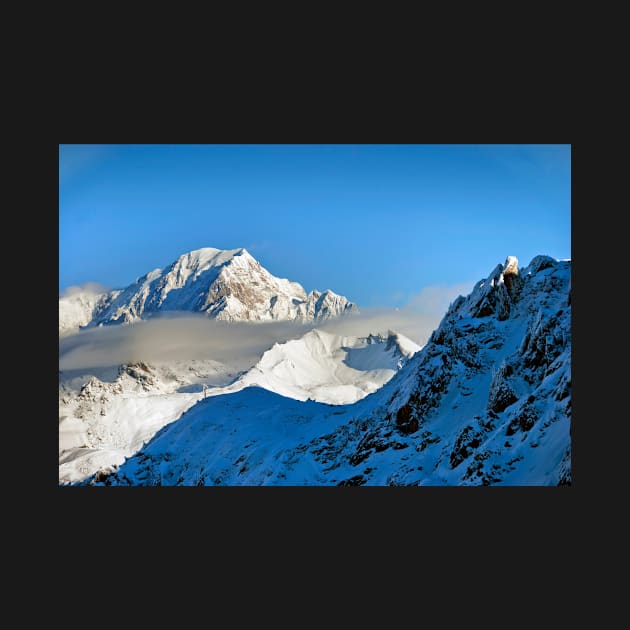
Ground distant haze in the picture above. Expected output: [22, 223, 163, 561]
[59, 144, 570, 307]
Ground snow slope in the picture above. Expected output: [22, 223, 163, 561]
[59, 330, 418, 483]
[59, 359, 237, 484]
[85, 254, 572, 486]
[76, 247, 358, 327]
[220, 329, 420, 404]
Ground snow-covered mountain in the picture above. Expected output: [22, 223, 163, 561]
[85, 254, 572, 486]
[59, 248, 358, 333]
[59, 286, 119, 337]
[219, 329, 420, 405]
[59, 330, 419, 483]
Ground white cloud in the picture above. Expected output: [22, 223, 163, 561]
[60, 282, 111, 299]
[320, 282, 473, 345]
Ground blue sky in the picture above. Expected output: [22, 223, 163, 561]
[59, 144, 570, 307]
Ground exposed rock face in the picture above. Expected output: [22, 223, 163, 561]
[464, 255, 524, 321]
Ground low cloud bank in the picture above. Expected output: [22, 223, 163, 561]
[59, 316, 311, 372]
[59, 282, 472, 372]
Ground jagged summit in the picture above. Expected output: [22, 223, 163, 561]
[503, 255, 519, 276]
[445, 255, 526, 322]
[60, 247, 358, 333]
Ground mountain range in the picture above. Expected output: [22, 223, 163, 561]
[68, 252, 571, 486]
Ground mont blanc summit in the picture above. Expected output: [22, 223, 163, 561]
[59, 247, 358, 335]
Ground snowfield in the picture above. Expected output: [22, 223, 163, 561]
[58, 359, 237, 484]
[71, 254, 571, 486]
[218, 329, 420, 404]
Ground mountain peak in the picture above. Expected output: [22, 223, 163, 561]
[503, 255, 519, 276]
[173, 247, 247, 270]
[67, 246, 357, 329]
[435, 253, 560, 333]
